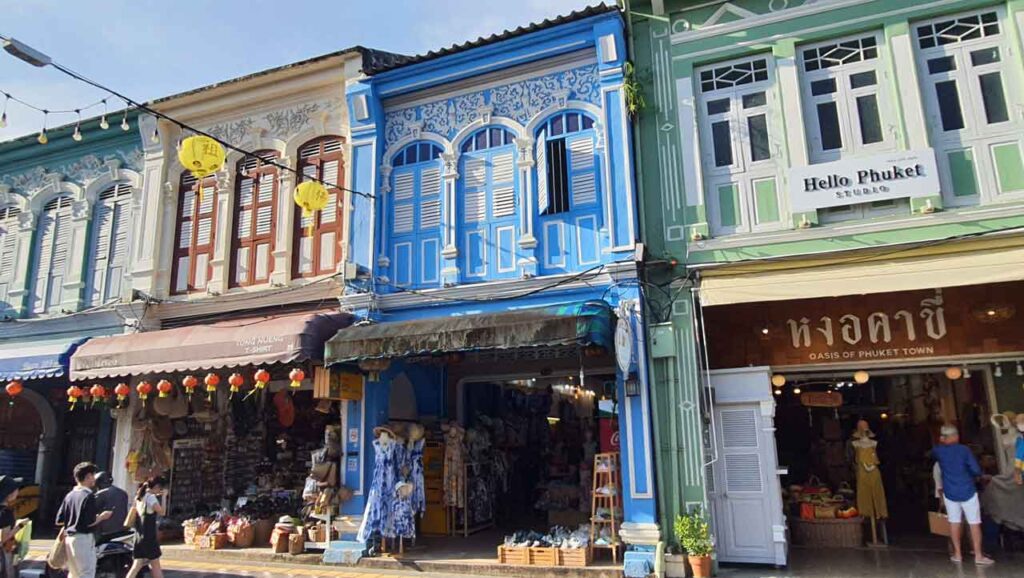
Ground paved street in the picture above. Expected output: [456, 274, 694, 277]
[718, 547, 1024, 578]
[23, 558, 493, 578]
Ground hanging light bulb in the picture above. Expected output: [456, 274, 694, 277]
[37, 110, 48, 145]
[0, 93, 9, 128]
[1017, 360, 1023, 377]
[99, 100, 109, 130]
[995, 363, 1003, 378]
[120, 108, 130, 131]
[150, 126, 159, 144]
[963, 366, 972, 379]
[72, 110, 83, 142]
[773, 389, 782, 396]
[793, 387, 802, 395]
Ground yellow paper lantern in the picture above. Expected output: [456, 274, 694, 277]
[177, 135, 226, 181]
[293, 181, 330, 235]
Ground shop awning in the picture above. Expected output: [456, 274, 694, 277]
[325, 301, 613, 364]
[698, 237, 1024, 307]
[70, 312, 352, 381]
[0, 337, 87, 380]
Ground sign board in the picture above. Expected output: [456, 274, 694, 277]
[788, 149, 939, 212]
[615, 317, 634, 374]
[800, 391, 843, 408]
[704, 282, 1024, 369]
[314, 367, 364, 400]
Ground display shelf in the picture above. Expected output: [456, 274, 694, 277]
[589, 452, 621, 564]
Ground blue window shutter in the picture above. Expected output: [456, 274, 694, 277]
[536, 127, 549, 214]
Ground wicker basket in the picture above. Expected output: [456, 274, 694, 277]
[195, 533, 230, 550]
[790, 516, 863, 548]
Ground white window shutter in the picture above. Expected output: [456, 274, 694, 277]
[569, 136, 597, 206]
[536, 128, 549, 214]
[491, 153, 515, 218]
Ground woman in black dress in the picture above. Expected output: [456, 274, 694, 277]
[126, 476, 166, 578]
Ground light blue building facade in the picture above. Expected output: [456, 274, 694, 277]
[331, 6, 661, 573]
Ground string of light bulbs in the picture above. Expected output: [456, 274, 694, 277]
[1, 89, 131, 144]
[1, 34, 372, 199]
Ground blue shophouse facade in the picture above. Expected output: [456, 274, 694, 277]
[328, 6, 661, 573]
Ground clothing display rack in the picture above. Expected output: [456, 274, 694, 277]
[589, 452, 621, 564]
[449, 461, 495, 537]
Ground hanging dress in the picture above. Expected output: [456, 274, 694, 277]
[389, 442, 415, 539]
[409, 437, 426, 515]
[443, 426, 465, 508]
[357, 435, 397, 543]
[854, 442, 888, 519]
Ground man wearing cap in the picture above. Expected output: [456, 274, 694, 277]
[55, 462, 114, 578]
[93, 473, 129, 539]
[933, 425, 994, 566]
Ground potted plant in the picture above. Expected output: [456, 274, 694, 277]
[675, 509, 714, 578]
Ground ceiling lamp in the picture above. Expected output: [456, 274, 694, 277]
[972, 303, 1015, 323]
[994, 363, 1003, 378]
[944, 366, 963, 380]
[1017, 361, 1024, 377]
[771, 374, 786, 387]
[792, 386, 802, 395]
[853, 370, 870, 384]
[963, 366, 972, 379]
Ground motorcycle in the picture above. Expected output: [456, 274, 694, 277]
[96, 530, 145, 578]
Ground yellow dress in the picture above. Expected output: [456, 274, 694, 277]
[854, 443, 888, 519]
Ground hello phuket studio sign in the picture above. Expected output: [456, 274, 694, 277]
[789, 149, 940, 213]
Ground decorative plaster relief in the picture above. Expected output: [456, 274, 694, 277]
[206, 100, 342, 145]
[0, 148, 143, 195]
[384, 64, 601, 148]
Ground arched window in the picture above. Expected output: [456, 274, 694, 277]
[458, 127, 518, 280]
[231, 151, 279, 287]
[171, 173, 217, 294]
[86, 182, 132, 305]
[0, 205, 22, 311]
[30, 195, 74, 315]
[390, 142, 443, 287]
[534, 112, 602, 273]
[294, 137, 345, 278]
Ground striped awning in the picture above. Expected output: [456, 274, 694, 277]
[325, 301, 614, 364]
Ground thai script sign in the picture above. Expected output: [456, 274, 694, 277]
[789, 149, 940, 212]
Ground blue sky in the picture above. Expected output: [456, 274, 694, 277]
[1, 0, 594, 139]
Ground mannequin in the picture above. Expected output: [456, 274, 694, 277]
[990, 412, 1018, 475]
[851, 420, 888, 545]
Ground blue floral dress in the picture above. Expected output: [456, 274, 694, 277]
[357, 435, 398, 543]
[410, 438, 426, 515]
[389, 442, 415, 539]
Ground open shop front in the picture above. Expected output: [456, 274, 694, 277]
[323, 300, 660, 573]
[701, 282, 1024, 567]
[69, 311, 355, 553]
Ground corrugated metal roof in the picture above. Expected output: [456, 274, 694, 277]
[363, 3, 620, 75]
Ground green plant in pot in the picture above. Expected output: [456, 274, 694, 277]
[675, 509, 714, 578]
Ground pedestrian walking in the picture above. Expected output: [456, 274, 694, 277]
[933, 425, 994, 566]
[1014, 414, 1024, 486]
[55, 463, 114, 578]
[93, 472, 129, 539]
[124, 476, 166, 578]
[0, 476, 25, 578]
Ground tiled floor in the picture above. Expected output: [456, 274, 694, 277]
[719, 546, 1024, 578]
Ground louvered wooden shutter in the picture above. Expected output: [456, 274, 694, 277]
[32, 196, 73, 314]
[419, 166, 442, 230]
[232, 153, 277, 287]
[491, 152, 515, 218]
[172, 174, 217, 294]
[463, 156, 487, 223]
[568, 135, 597, 206]
[720, 408, 764, 493]
[294, 137, 345, 278]
[535, 128, 549, 214]
[88, 183, 132, 305]
[0, 207, 21, 309]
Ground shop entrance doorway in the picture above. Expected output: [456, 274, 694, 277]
[775, 366, 1001, 549]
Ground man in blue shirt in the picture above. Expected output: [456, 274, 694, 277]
[933, 425, 993, 566]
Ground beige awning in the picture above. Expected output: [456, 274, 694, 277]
[698, 236, 1024, 306]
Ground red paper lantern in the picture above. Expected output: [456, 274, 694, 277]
[89, 384, 107, 408]
[157, 379, 173, 398]
[136, 381, 152, 401]
[228, 373, 244, 397]
[288, 368, 305, 390]
[4, 381, 22, 407]
[204, 373, 220, 391]
[114, 383, 131, 407]
[254, 369, 270, 390]
[182, 375, 198, 392]
[67, 385, 84, 410]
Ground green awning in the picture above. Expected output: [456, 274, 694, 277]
[325, 301, 613, 364]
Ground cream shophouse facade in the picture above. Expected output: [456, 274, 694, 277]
[629, 0, 1024, 567]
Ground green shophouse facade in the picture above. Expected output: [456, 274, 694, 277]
[629, 0, 1024, 566]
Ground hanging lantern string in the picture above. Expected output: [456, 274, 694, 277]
[41, 61, 374, 200]
[0, 89, 110, 118]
